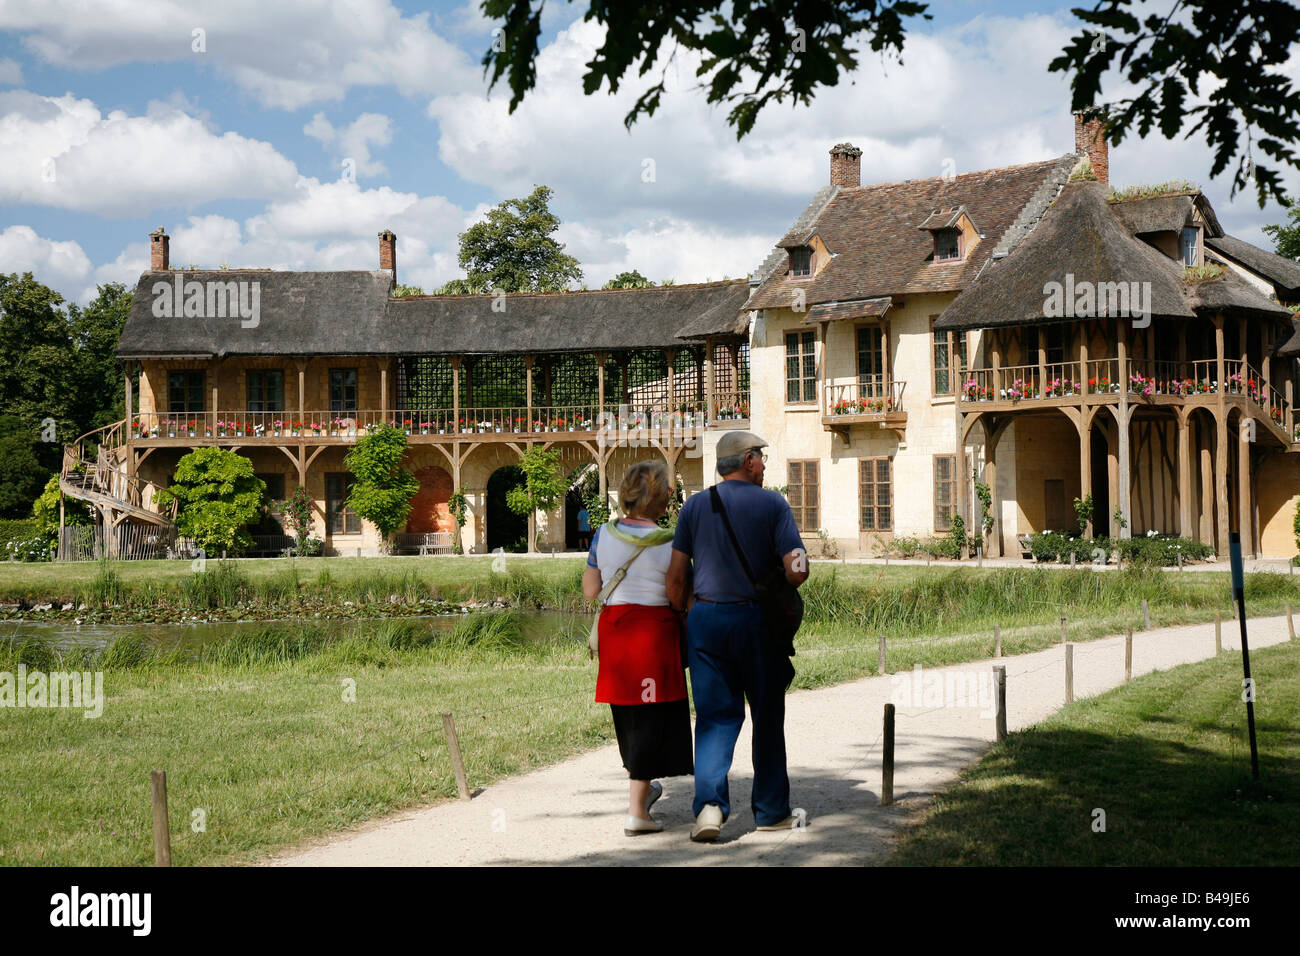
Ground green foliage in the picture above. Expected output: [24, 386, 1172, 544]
[657, 475, 685, 530]
[481, 0, 929, 138]
[274, 485, 315, 551]
[153, 447, 266, 554]
[1107, 181, 1200, 202]
[1113, 506, 1128, 530]
[1053, 2, 1300, 206]
[602, 270, 654, 289]
[1116, 535, 1215, 567]
[391, 284, 425, 297]
[0, 518, 52, 561]
[1264, 205, 1300, 261]
[1294, 499, 1300, 559]
[582, 488, 610, 531]
[448, 489, 468, 555]
[506, 447, 567, 551]
[453, 186, 583, 293]
[974, 476, 994, 541]
[1073, 494, 1094, 534]
[344, 425, 419, 547]
[1183, 264, 1225, 283]
[945, 512, 966, 559]
[32, 475, 90, 542]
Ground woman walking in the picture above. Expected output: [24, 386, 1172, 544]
[583, 460, 693, 835]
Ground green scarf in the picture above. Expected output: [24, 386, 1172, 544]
[599, 518, 674, 547]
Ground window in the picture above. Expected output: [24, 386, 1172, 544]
[330, 368, 358, 412]
[934, 229, 961, 261]
[934, 456, 955, 531]
[1045, 326, 1069, 366]
[1181, 227, 1199, 267]
[859, 457, 893, 531]
[247, 370, 284, 412]
[932, 324, 968, 396]
[326, 473, 360, 535]
[787, 460, 819, 532]
[856, 326, 884, 396]
[790, 246, 812, 277]
[785, 330, 817, 403]
[167, 370, 204, 414]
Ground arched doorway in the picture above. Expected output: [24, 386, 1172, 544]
[486, 465, 528, 552]
[407, 465, 452, 533]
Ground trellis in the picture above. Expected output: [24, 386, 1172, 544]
[396, 356, 456, 409]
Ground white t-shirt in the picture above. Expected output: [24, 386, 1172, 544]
[588, 521, 672, 606]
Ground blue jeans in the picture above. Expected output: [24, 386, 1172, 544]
[687, 601, 791, 826]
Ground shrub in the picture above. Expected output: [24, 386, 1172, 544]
[154, 447, 266, 554]
[1117, 535, 1214, 567]
[344, 425, 419, 550]
[891, 536, 921, 559]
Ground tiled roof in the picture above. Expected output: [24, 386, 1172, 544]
[746, 154, 1078, 311]
[802, 297, 892, 324]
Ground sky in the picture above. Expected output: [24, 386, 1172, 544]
[1, 0, 1297, 306]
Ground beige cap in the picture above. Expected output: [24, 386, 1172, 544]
[716, 430, 769, 460]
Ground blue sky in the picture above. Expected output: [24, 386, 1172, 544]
[1, 0, 1295, 304]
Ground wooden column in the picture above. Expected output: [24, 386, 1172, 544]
[1177, 411, 1194, 539]
[525, 355, 535, 433]
[1215, 410, 1230, 554]
[1037, 326, 1046, 397]
[450, 358, 461, 434]
[210, 363, 219, 437]
[1287, 377, 1294, 439]
[665, 348, 676, 414]
[704, 338, 717, 422]
[124, 365, 135, 479]
[1117, 323, 1131, 539]
[1079, 411, 1092, 537]
[990, 333, 1001, 398]
[595, 351, 607, 424]
[296, 360, 306, 421]
[380, 359, 389, 424]
[882, 320, 892, 393]
[1078, 325, 1089, 396]
[1200, 422, 1214, 544]
[1214, 314, 1226, 394]
[955, 353, 969, 559]
[986, 447, 1000, 557]
[1238, 421, 1252, 556]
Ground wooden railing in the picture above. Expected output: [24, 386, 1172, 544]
[712, 390, 750, 421]
[825, 378, 906, 415]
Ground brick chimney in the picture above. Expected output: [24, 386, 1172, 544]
[150, 227, 169, 271]
[1073, 110, 1109, 186]
[378, 229, 397, 285]
[829, 143, 862, 188]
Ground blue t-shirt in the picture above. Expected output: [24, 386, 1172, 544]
[672, 480, 804, 603]
[577, 508, 591, 532]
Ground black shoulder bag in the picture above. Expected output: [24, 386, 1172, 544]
[709, 486, 804, 678]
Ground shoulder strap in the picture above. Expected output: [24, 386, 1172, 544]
[595, 522, 656, 605]
[709, 485, 758, 588]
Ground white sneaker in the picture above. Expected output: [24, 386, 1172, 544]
[624, 815, 663, 836]
[690, 804, 724, 843]
[757, 808, 809, 830]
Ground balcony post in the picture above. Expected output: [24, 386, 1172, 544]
[594, 351, 606, 429]
[380, 359, 389, 427]
[124, 364, 136, 479]
[882, 319, 892, 400]
[1037, 325, 1046, 399]
[1287, 378, 1294, 439]
[990, 332, 1001, 400]
[1078, 323, 1089, 397]
[704, 338, 717, 423]
[665, 348, 676, 416]
[1177, 410, 1194, 539]
[1116, 320, 1131, 539]
[525, 355, 535, 433]
[1238, 414, 1252, 557]
[211, 366, 219, 439]
[450, 357, 461, 435]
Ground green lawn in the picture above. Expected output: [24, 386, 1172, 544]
[888, 641, 1300, 866]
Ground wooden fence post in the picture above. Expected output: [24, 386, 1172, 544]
[1215, 611, 1222, 653]
[1288, 604, 1295, 640]
[881, 703, 895, 806]
[150, 770, 171, 867]
[878, 634, 887, 675]
[1141, 598, 1151, 631]
[1065, 643, 1074, 704]
[1125, 626, 1133, 682]
[993, 666, 1007, 741]
[994, 624, 1001, 658]
[442, 712, 471, 801]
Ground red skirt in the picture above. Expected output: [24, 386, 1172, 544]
[594, 604, 688, 705]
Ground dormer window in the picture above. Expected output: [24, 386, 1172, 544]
[1181, 227, 1200, 267]
[790, 246, 812, 277]
[935, 229, 961, 261]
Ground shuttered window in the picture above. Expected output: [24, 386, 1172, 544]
[326, 473, 360, 535]
[934, 455, 955, 531]
[787, 460, 819, 532]
[932, 321, 968, 396]
[859, 458, 893, 531]
[785, 330, 817, 404]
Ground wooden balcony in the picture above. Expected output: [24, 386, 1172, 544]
[959, 357, 1295, 445]
[822, 378, 907, 444]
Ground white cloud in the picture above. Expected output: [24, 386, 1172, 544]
[0, 0, 480, 109]
[0, 58, 22, 86]
[0, 91, 300, 218]
[0, 225, 93, 299]
[303, 112, 394, 178]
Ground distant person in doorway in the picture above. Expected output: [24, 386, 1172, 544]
[576, 506, 592, 550]
[583, 461, 693, 835]
[667, 431, 809, 843]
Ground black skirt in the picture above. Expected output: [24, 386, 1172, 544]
[609, 699, 694, 780]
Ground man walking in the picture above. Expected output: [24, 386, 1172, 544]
[666, 431, 810, 842]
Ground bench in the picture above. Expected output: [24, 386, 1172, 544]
[246, 534, 296, 557]
[392, 532, 454, 556]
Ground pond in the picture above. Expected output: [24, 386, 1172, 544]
[1, 609, 590, 657]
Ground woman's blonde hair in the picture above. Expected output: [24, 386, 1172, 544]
[619, 460, 672, 518]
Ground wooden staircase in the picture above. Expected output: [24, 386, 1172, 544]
[60, 420, 176, 533]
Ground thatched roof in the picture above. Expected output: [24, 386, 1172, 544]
[746, 154, 1078, 311]
[935, 181, 1290, 332]
[1108, 193, 1202, 236]
[803, 297, 892, 324]
[117, 272, 750, 359]
[1274, 316, 1300, 358]
[1206, 235, 1300, 295]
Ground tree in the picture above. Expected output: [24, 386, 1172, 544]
[344, 425, 419, 550]
[153, 448, 266, 554]
[455, 186, 583, 292]
[505, 446, 568, 552]
[602, 270, 655, 289]
[67, 283, 132, 433]
[483, 1, 1300, 206]
[1263, 206, 1300, 260]
[0, 416, 48, 518]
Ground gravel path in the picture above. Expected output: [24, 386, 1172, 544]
[266, 614, 1293, 866]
